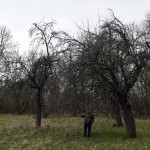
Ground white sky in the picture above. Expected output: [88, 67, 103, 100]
[0, 0, 150, 54]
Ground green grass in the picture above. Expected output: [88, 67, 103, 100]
[0, 114, 150, 150]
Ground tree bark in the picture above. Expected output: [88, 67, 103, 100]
[118, 92, 136, 138]
[122, 105, 136, 137]
[36, 90, 42, 128]
[114, 102, 123, 126]
[111, 95, 123, 127]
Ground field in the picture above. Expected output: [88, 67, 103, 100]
[0, 115, 150, 150]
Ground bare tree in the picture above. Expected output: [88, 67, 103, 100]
[68, 13, 150, 137]
[17, 21, 66, 128]
[0, 26, 17, 78]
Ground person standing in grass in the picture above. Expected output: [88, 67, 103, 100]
[81, 109, 94, 137]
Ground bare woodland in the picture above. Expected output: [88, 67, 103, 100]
[1, 11, 150, 138]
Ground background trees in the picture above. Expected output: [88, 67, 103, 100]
[0, 26, 19, 113]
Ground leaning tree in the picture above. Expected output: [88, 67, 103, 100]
[69, 13, 150, 137]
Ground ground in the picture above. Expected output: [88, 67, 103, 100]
[0, 114, 150, 150]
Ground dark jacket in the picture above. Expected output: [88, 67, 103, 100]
[82, 110, 94, 125]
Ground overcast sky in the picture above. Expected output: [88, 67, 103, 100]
[0, 0, 150, 53]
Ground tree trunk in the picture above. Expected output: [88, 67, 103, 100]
[111, 95, 123, 127]
[114, 102, 123, 126]
[36, 90, 42, 128]
[122, 105, 136, 137]
[118, 92, 136, 138]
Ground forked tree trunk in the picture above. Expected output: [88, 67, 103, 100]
[118, 92, 136, 138]
[36, 90, 42, 128]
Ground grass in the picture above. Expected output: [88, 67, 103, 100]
[0, 114, 150, 150]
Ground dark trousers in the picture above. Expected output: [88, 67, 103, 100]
[84, 123, 92, 137]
